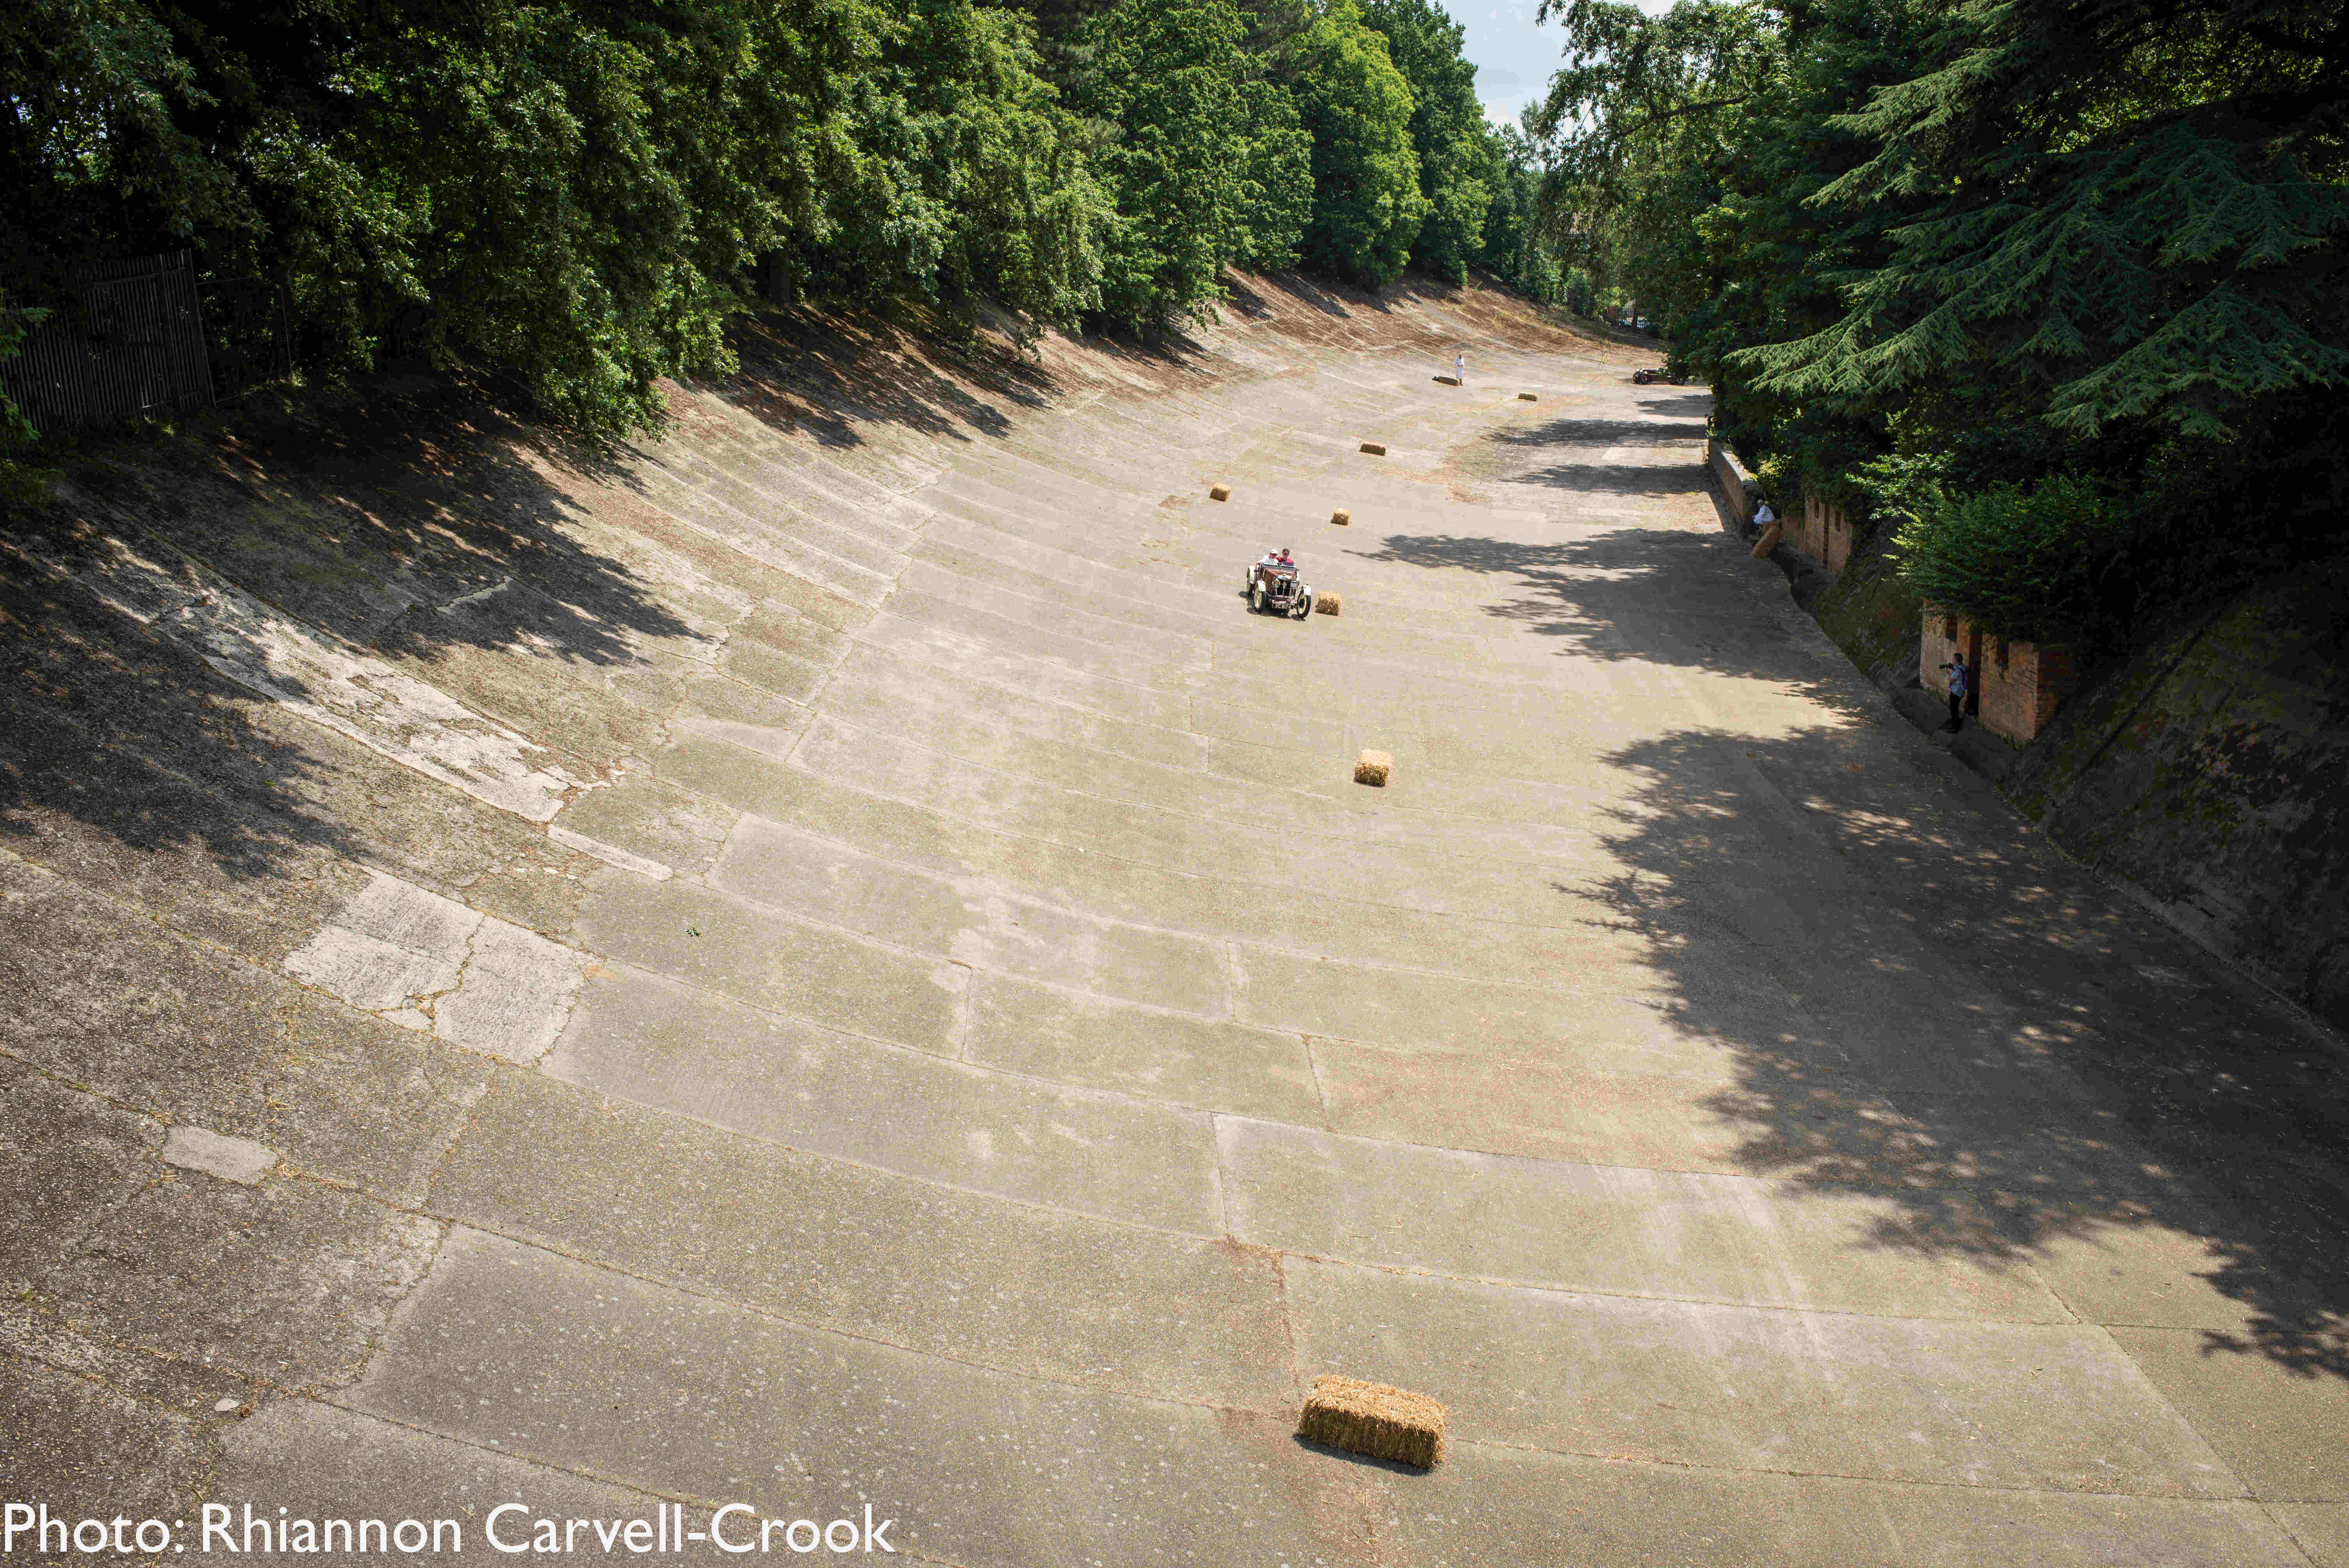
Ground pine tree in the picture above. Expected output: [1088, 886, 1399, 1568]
[1746, 0, 2349, 441]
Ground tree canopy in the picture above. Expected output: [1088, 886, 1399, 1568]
[1078, 0, 1310, 323]
[1535, 0, 2349, 647]
[1359, 0, 1490, 281]
[1, 0, 1586, 458]
[1287, 0, 1428, 283]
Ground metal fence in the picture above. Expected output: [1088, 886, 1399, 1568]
[2, 252, 219, 434]
[200, 268, 296, 402]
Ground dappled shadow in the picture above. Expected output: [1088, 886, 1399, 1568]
[1254, 271, 1382, 320]
[1488, 418, 1711, 449]
[714, 297, 1242, 456]
[1362, 500, 2349, 1379]
[1502, 465, 1712, 497]
[1456, 394, 1714, 496]
[1585, 720, 2349, 1379]
[62, 375, 695, 675]
[1223, 277, 1276, 320]
[2, 371, 703, 880]
[0, 532, 349, 885]
[720, 304, 1057, 449]
[1356, 530, 1855, 694]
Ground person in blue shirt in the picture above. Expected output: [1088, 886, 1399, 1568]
[1941, 651, 1970, 732]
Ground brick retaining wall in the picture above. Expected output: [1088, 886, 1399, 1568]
[1921, 605, 2079, 743]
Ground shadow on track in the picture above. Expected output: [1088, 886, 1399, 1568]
[1357, 424, 2349, 1382]
[722, 305, 1055, 449]
[1354, 530, 1855, 695]
[1585, 720, 2349, 1381]
[1486, 418, 1711, 448]
[2, 374, 696, 881]
[0, 548, 350, 884]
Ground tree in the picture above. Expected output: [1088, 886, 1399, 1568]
[1528, 0, 1780, 317]
[1079, 0, 1306, 324]
[1359, 0, 1489, 279]
[0, 0, 1563, 447]
[1531, 0, 1923, 500]
[0, 0, 248, 291]
[1233, 77, 1315, 269]
[1531, 0, 2349, 642]
[1475, 121, 1565, 300]
[810, 0, 1107, 332]
[2, 0, 1107, 435]
[1748, 0, 2349, 446]
[1287, 0, 1426, 284]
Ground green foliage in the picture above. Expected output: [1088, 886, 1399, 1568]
[1476, 125, 1565, 301]
[1535, 0, 2349, 645]
[813, 0, 1107, 331]
[1742, 0, 2349, 443]
[1850, 449, 1952, 537]
[1890, 476, 2144, 644]
[4, 0, 1107, 436]
[1079, 0, 1306, 324]
[1287, 0, 1427, 285]
[1529, 0, 1782, 314]
[0, 308, 59, 509]
[0, 0, 250, 284]
[1233, 78, 1315, 269]
[317, 7, 739, 431]
[1357, 0, 1487, 281]
[1, 0, 1572, 442]
[1758, 425, 1879, 511]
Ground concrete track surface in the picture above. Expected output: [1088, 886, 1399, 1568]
[5, 276, 2348, 1566]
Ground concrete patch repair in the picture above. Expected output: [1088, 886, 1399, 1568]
[5, 280, 2346, 1568]
[285, 869, 586, 1063]
[159, 1126, 278, 1186]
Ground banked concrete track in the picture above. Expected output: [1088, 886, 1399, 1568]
[5, 275, 2348, 1566]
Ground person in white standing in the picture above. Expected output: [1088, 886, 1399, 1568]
[1454, 351, 1466, 384]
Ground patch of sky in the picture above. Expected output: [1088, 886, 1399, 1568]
[1451, 0, 1675, 127]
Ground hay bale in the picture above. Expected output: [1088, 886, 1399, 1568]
[1518, 391, 1538, 401]
[1359, 442, 1387, 456]
[1208, 483, 1231, 502]
[1353, 749, 1391, 787]
[1298, 1376, 1445, 1468]
[1316, 590, 1342, 616]
[1750, 521, 1783, 559]
[1330, 508, 1350, 526]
